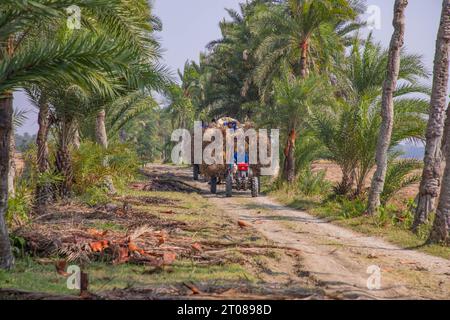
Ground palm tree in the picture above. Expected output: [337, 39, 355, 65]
[273, 73, 331, 179]
[8, 108, 28, 197]
[166, 84, 195, 130]
[199, 2, 262, 121]
[249, 0, 358, 182]
[0, 0, 162, 270]
[89, 0, 168, 150]
[105, 92, 159, 142]
[25, 86, 54, 209]
[381, 156, 422, 205]
[423, 0, 450, 242]
[312, 93, 428, 197]
[84, 89, 162, 194]
[26, 0, 169, 200]
[367, 0, 408, 214]
[311, 36, 429, 197]
[46, 84, 93, 197]
[250, 0, 359, 95]
[89, 7, 169, 193]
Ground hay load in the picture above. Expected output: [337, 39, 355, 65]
[197, 117, 271, 179]
[199, 117, 239, 178]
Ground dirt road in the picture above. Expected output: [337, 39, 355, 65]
[152, 165, 450, 300]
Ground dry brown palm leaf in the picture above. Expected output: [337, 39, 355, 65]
[128, 225, 153, 241]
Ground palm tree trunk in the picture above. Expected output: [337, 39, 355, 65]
[55, 119, 74, 198]
[95, 109, 115, 194]
[8, 128, 16, 197]
[283, 129, 296, 183]
[0, 92, 15, 270]
[355, 175, 365, 198]
[335, 167, 355, 196]
[367, 0, 408, 215]
[281, 38, 310, 183]
[35, 102, 52, 208]
[95, 109, 108, 149]
[430, 133, 450, 244]
[119, 128, 127, 143]
[282, 38, 309, 183]
[440, 102, 450, 157]
[55, 142, 73, 198]
[299, 40, 309, 78]
[425, 0, 450, 242]
[73, 128, 81, 150]
[412, 0, 450, 231]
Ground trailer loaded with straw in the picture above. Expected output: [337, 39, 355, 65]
[194, 117, 267, 197]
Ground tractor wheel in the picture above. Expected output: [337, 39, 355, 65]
[251, 177, 259, 197]
[210, 177, 217, 194]
[193, 165, 199, 181]
[226, 174, 233, 197]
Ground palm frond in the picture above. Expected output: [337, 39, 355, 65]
[381, 158, 422, 204]
[12, 107, 29, 128]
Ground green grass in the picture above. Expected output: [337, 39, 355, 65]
[270, 188, 450, 260]
[0, 257, 255, 295]
[88, 221, 125, 232]
[0, 258, 71, 295]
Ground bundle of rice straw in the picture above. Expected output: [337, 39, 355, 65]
[195, 117, 271, 178]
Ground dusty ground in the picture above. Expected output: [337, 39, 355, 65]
[157, 164, 450, 300]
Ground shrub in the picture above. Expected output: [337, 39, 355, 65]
[381, 159, 421, 205]
[297, 169, 330, 196]
[72, 142, 141, 205]
[374, 204, 398, 228]
[21, 142, 60, 188]
[80, 186, 110, 207]
[337, 197, 366, 219]
[372, 200, 424, 231]
[72, 142, 140, 191]
[319, 197, 366, 219]
[9, 234, 27, 258]
[6, 182, 31, 226]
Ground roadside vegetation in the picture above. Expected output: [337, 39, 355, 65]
[268, 177, 450, 259]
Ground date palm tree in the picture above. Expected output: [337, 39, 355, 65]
[250, 0, 360, 95]
[413, 0, 450, 233]
[367, 0, 408, 214]
[272, 73, 331, 177]
[0, 0, 164, 270]
[310, 36, 429, 196]
[89, 0, 168, 149]
[199, 2, 262, 121]
[28, 0, 170, 201]
[422, 0, 450, 242]
[249, 0, 359, 182]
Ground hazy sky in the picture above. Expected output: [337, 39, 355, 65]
[15, 0, 446, 134]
